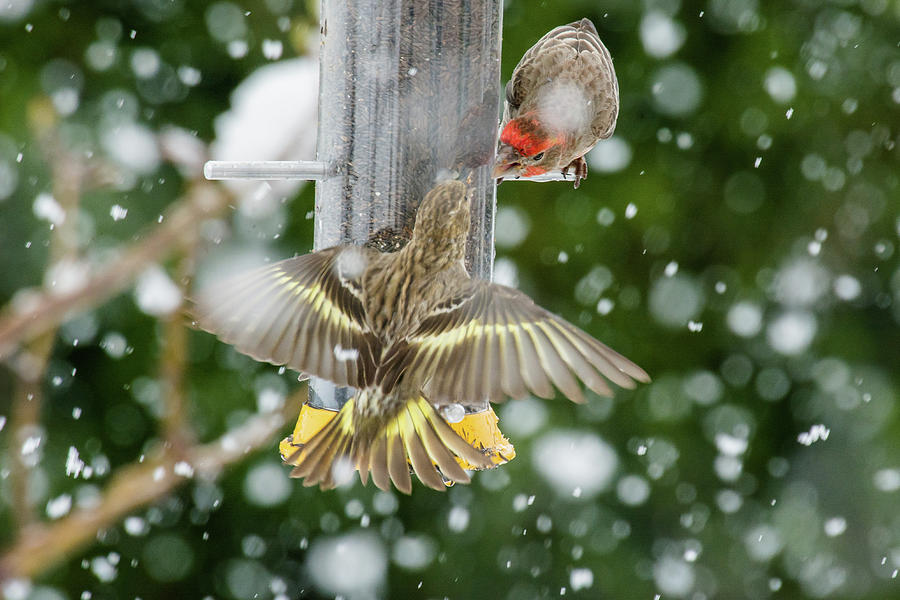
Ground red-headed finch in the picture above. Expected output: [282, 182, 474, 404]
[191, 181, 647, 493]
[494, 18, 618, 188]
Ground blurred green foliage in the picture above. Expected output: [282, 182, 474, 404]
[1, 1, 900, 599]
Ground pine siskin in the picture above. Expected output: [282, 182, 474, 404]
[192, 180, 647, 493]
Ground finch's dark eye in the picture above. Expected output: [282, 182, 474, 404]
[532, 152, 544, 161]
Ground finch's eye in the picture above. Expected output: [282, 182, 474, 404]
[531, 152, 544, 161]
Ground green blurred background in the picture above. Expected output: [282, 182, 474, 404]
[1, 0, 900, 598]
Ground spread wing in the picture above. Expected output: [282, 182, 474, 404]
[378, 281, 649, 405]
[190, 246, 380, 388]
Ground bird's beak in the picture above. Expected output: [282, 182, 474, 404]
[492, 145, 521, 179]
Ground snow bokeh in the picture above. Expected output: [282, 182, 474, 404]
[307, 531, 387, 599]
[535, 81, 591, 135]
[640, 11, 686, 59]
[134, 265, 182, 317]
[532, 430, 618, 499]
[587, 136, 632, 173]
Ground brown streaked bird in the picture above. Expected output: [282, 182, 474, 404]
[493, 18, 618, 188]
[192, 181, 648, 493]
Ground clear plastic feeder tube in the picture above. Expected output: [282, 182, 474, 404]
[310, 0, 503, 410]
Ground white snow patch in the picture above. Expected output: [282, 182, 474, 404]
[596, 298, 615, 315]
[833, 275, 861, 301]
[873, 468, 900, 492]
[177, 65, 202, 86]
[640, 11, 686, 58]
[500, 396, 547, 438]
[256, 387, 284, 413]
[447, 506, 470, 533]
[764, 66, 797, 104]
[494, 206, 530, 248]
[716, 489, 743, 513]
[33, 192, 65, 225]
[0, 0, 34, 21]
[649, 275, 705, 328]
[227, 39, 249, 58]
[492, 257, 519, 288]
[307, 531, 387, 597]
[100, 121, 161, 175]
[90, 556, 117, 583]
[767, 310, 816, 355]
[173, 461, 194, 478]
[261, 39, 283, 60]
[532, 430, 618, 499]
[587, 137, 632, 173]
[134, 265, 182, 316]
[439, 403, 465, 424]
[650, 63, 703, 117]
[824, 516, 847, 537]
[335, 246, 368, 280]
[797, 424, 830, 446]
[109, 204, 128, 221]
[100, 332, 129, 358]
[44, 258, 90, 296]
[392, 535, 436, 570]
[744, 524, 783, 561]
[244, 461, 291, 507]
[130, 47, 159, 78]
[683, 370, 723, 405]
[535, 81, 590, 134]
[0, 579, 31, 600]
[727, 300, 763, 337]
[66, 446, 85, 477]
[124, 516, 149, 536]
[715, 433, 748, 456]
[616, 474, 650, 506]
[653, 556, 695, 598]
[21, 434, 42, 457]
[714, 455, 743, 481]
[46, 493, 72, 519]
[333, 344, 360, 362]
[569, 567, 594, 592]
[772, 258, 829, 307]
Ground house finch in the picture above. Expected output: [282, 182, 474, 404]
[192, 180, 647, 493]
[493, 18, 618, 188]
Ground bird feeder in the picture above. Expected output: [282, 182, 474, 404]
[207, 0, 517, 469]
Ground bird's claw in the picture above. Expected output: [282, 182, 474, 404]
[562, 156, 588, 189]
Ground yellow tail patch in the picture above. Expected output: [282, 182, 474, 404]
[283, 395, 495, 494]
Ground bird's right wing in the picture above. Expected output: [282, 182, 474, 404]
[379, 281, 649, 405]
[190, 246, 380, 388]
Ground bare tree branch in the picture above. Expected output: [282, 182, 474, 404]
[0, 387, 303, 582]
[0, 182, 231, 359]
[160, 238, 199, 453]
[8, 119, 89, 533]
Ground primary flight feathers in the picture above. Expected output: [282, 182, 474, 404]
[192, 180, 647, 493]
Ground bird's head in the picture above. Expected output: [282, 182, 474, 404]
[413, 180, 471, 250]
[492, 116, 564, 179]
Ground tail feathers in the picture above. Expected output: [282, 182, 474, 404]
[285, 395, 494, 494]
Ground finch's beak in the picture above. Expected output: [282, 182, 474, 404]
[492, 145, 522, 179]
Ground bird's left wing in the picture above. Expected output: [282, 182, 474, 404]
[190, 246, 380, 388]
[378, 281, 649, 405]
